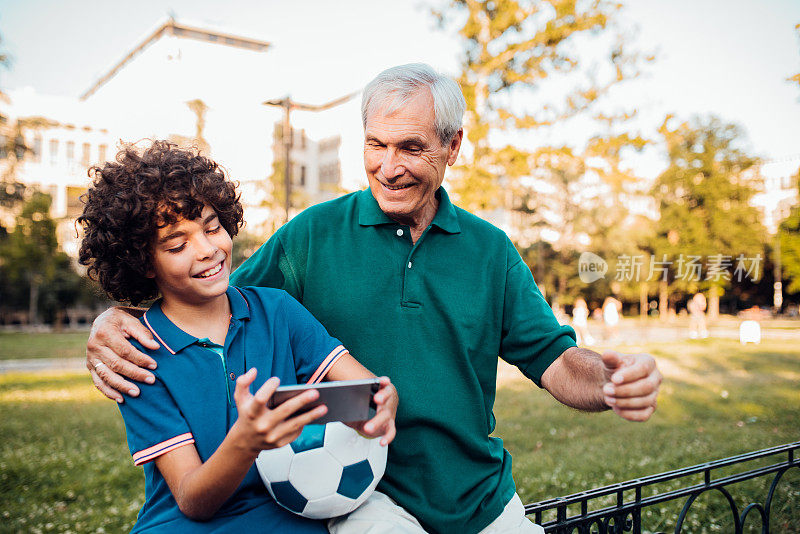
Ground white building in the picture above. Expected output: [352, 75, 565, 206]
[4, 17, 344, 253]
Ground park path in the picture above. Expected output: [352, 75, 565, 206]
[0, 357, 86, 373]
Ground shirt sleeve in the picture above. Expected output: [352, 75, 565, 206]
[500, 240, 577, 387]
[117, 349, 195, 466]
[230, 232, 302, 300]
[280, 291, 346, 384]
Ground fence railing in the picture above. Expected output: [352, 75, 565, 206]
[525, 441, 800, 534]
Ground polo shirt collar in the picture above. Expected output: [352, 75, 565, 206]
[357, 187, 461, 234]
[142, 286, 250, 355]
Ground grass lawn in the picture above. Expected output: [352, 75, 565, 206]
[0, 336, 798, 533]
[0, 331, 89, 360]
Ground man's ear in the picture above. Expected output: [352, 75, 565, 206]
[446, 129, 463, 166]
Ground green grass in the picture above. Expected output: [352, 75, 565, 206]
[0, 336, 798, 533]
[0, 331, 89, 360]
[496, 338, 800, 533]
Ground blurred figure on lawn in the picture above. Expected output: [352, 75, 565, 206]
[687, 293, 709, 339]
[602, 296, 622, 342]
[572, 298, 594, 346]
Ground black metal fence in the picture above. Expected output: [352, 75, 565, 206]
[525, 441, 800, 533]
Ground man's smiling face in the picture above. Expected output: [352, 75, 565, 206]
[363, 89, 462, 231]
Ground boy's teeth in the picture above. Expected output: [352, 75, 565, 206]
[198, 263, 222, 278]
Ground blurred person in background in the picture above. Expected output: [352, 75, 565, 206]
[602, 296, 622, 342]
[687, 292, 708, 339]
[572, 298, 594, 346]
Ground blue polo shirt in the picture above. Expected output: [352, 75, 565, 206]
[118, 286, 345, 533]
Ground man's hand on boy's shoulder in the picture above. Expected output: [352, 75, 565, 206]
[348, 377, 398, 447]
[86, 306, 161, 403]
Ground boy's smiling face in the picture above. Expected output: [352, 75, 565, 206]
[149, 204, 232, 308]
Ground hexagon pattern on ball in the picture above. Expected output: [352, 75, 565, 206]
[255, 422, 388, 519]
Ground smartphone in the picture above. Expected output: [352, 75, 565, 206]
[267, 378, 380, 424]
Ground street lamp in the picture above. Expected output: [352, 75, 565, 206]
[262, 91, 359, 223]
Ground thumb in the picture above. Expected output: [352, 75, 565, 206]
[601, 351, 624, 372]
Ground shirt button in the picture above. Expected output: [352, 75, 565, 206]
[229, 372, 236, 381]
[396, 228, 404, 237]
[408, 261, 412, 269]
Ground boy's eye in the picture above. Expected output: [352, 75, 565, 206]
[166, 243, 186, 254]
[207, 225, 221, 234]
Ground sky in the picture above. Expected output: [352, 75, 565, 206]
[1, 0, 799, 184]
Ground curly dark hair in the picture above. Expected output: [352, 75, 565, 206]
[78, 140, 243, 306]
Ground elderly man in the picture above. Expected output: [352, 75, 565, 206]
[87, 63, 661, 533]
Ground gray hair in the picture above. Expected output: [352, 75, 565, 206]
[361, 63, 466, 146]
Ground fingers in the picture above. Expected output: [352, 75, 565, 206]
[86, 308, 157, 399]
[89, 367, 124, 403]
[234, 368, 260, 408]
[380, 421, 396, 446]
[612, 405, 656, 422]
[602, 354, 662, 422]
[371, 377, 394, 406]
[269, 388, 320, 420]
[262, 405, 328, 449]
[89, 355, 147, 398]
[252, 374, 280, 406]
[604, 371, 662, 400]
[606, 353, 655, 385]
[121, 315, 160, 352]
[361, 378, 398, 445]
[605, 390, 659, 410]
[362, 410, 396, 445]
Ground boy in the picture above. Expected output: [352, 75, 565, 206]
[78, 140, 397, 532]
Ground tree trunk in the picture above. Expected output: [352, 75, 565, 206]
[28, 279, 39, 326]
[639, 282, 648, 319]
[54, 309, 65, 332]
[659, 280, 669, 322]
[708, 285, 720, 320]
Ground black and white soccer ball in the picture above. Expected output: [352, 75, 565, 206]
[255, 422, 388, 519]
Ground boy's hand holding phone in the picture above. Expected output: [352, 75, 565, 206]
[230, 368, 327, 458]
[351, 376, 398, 447]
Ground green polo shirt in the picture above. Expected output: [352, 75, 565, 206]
[231, 188, 576, 533]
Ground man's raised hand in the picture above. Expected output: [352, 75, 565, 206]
[600, 351, 662, 422]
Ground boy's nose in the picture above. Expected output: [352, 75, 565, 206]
[196, 236, 218, 259]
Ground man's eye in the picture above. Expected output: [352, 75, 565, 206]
[167, 243, 186, 254]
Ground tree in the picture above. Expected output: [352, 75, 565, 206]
[651, 115, 765, 318]
[0, 192, 71, 324]
[779, 168, 800, 295]
[436, 0, 649, 212]
[1, 116, 57, 180]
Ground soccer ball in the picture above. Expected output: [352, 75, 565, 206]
[255, 422, 388, 519]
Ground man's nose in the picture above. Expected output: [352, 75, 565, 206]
[380, 148, 403, 179]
